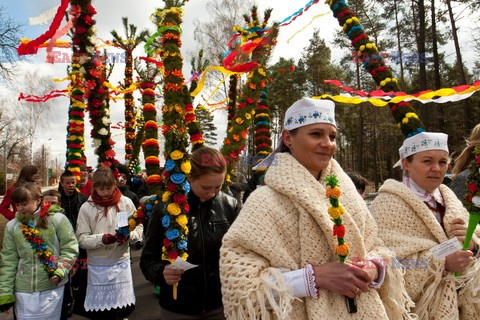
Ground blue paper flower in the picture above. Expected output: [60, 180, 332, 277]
[182, 181, 191, 194]
[150, 196, 157, 201]
[171, 173, 186, 184]
[166, 229, 180, 240]
[165, 159, 175, 171]
[162, 215, 170, 227]
[177, 239, 187, 250]
[146, 203, 153, 210]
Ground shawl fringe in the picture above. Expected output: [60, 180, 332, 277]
[225, 268, 296, 320]
[457, 259, 480, 304]
[375, 247, 418, 320]
[413, 259, 445, 320]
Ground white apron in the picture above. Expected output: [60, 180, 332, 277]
[84, 258, 135, 311]
[15, 285, 65, 320]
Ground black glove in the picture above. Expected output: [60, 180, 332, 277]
[0, 302, 14, 313]
[102, 233, 117, 245]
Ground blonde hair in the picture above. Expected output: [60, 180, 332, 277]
[452, 123, 480, 176]
[92, 167, 116, 189]
[10, 182, 48, 229]
[190, 147, 227, 181]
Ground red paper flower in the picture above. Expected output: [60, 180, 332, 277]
[183, 204, 190, 213]
[246, 98, 254, 104]
[167, 183, 177, 192]
[168, 250, 178, 260]
[468, 182, 478, 194]
[87, 5, 97, 15]
[163, 238, 171, 248]
[76, 26, 87, 35]
[333, 224, 346, 238]
[173, 194, 187, 204]
[476, 154, 480, 165]
[84, 15, 94, 26]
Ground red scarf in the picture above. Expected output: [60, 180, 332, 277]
[90, 187, 122, 216]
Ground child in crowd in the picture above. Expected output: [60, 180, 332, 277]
[0, 182, 79, 319]
[76, 167, 143, 320]
[43, 189, 61, 206]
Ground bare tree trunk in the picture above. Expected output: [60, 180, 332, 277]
[356, 62, 364, 174]
[416, 0, 429, 128]
[373, 109, 379, 190]
[446, 0, 473, 132]
[394, 0, 405, 89]
[431, 0, 442, 131]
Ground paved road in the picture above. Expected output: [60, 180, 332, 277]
[72, 246, 162, 320]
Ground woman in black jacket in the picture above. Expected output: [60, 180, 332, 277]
[140, 147, 240, 319]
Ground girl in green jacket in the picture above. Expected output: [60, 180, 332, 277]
[0, 182, 79, 319]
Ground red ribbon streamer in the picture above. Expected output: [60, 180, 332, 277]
[18, 90, 68, 103]
[17, 0, 71, 55]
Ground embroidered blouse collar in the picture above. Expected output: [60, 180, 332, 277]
[403, 174, 444, 207]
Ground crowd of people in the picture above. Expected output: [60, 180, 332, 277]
[0, 97, 479, 320]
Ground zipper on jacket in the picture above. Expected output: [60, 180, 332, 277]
[197, 203, 207, 313]
[32, 249, 37, 292]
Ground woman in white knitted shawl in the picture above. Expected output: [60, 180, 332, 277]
[220, 98, 414, 320]
[370, 132, 480, 320]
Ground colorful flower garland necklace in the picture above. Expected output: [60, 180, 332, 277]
[19, 203, 58, 278]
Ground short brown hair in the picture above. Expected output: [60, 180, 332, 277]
[43, 189, 61, 202]
[92, 167, 116, 189]
[190, 147, 227, 180]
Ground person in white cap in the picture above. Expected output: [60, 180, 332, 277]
[219, 98, 414, 320]
[370, 132, 480, 319]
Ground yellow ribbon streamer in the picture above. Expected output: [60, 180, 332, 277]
[313, 82, 480, 107]
[190, 66, 241, 97]
[287, 11, 332, 43]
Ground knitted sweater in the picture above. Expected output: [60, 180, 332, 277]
[220, 153, 414, 320]
[370, 179, 480, 320]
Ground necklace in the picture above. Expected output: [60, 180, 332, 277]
[19, 203, 57, 277]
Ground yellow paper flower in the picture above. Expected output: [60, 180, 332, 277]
[167, 203, 181, 216]
[176, 214, 188, 228]
[128, 218, 136, 230]
[181, 252, 189, 260]
[181, 161, 191, 174]
[245, 113, 251, 120]
[162, 191, 171, 203]
[170, 150, 184, 160]
[236, 117, 244, 125]
[226, 174, 232, 183]
[328, 205, 344, 219]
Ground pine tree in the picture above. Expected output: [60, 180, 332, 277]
[194, 105, 218, 146]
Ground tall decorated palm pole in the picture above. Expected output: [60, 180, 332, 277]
[111, 18, 148, 162]
[66, 1, 88, 180]
[78, 2, 117, 167]
[155, 0, 192, 300]
[221, 7, 279, 187]
[247, 8, 274, 186]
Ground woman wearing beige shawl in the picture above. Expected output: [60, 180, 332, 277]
[370, 132, 480, 319]
[220, 98, 414, 320]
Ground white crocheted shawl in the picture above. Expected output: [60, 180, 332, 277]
[220, 153, 414, 320]
[370, 179, 480, 320]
